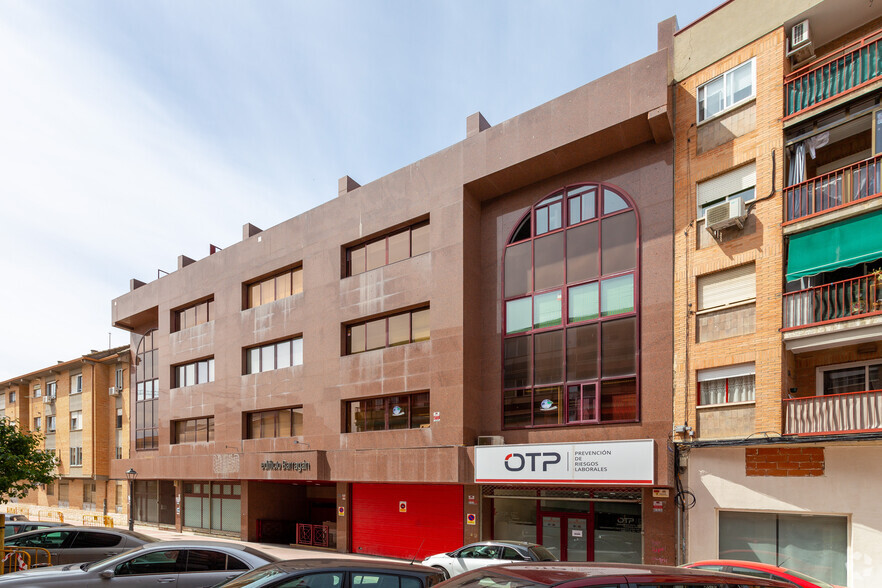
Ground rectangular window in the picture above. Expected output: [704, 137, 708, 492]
[173, 298, 215, 332]
[135, 331, 159, 451]
[115, 446, 123, 459]
[46, 381, 56, 397]
[696, 264, 757, 343]
[346, 220, 430, 276]
[697, 58, 755, 123]
[83, 482, 96, 509]
[33, 385, 41, 398]
[71, 410, 83, 431]
[115, 368, 125, 390]
[245, 407, 303, 439]
[346, 308, 430, 354]
[47, 416, 56, 433]
[33, 417, 41, 431]
[697, 162, 757, 217]
[70, 373, 83, 395]
[245, 266, 303, 309]
[244, 337, 303, 374]
[698, 363, 756, 405]
[70, 447, 83, 466]
[173, 358, 215, 387]
[346, 392, 430, 432]
[116, 408, 123, 429]
[173, 417, 214, 444]
[47, 482, 54, 496]
[7, 391, 13, 403]
[820, 360, 882, 395]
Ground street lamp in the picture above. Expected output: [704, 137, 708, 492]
[125, 468, 137, 531]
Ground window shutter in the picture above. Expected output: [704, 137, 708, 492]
[698, 264, 756, 310]
[697, 163, 757, 210]
[697, 363, 756, 382]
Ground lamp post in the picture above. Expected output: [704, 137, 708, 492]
[125, 468, 137, 531]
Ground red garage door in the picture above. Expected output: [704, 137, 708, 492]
[352, 483, 463, 559]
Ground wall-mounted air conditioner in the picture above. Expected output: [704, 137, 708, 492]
[43, 395, 54, 404]
[705, 198, 747, 231]
[108, 386, 120, 397]
[786, 20, 814, 64]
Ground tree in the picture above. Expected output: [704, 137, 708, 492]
[0, 417, 57, 501]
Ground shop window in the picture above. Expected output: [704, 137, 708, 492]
[245, 407, 303, 439]
[502, 183, 638, 429]
[245, 266, 303, 309]
[173, 358, 215, 387]
[173, 417, 214, 444]
[697, 58, 755, 123]
[346, 307, 429, 354]
[173, 298, 214, 332]
[346, 220, 430, 276]
[346, 392, 430, 432]
[698, 364, 756, 405]
[245, 337, 303, 374]
[696, 264, 756, 343]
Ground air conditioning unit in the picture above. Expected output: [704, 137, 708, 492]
[705, 198, 747, 231]
[786, 20, 814, 64]
[108, 386, 120, 397]
[42, 395, 54, 404]
[477, 435, 505, 446]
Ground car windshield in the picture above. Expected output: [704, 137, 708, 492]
[440, 569, 548, 588]
[209, 565, 286, 588]
[527, 546, 556, 562]
[784, 568, 835, 588]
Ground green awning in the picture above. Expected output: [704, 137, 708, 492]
[787, 208, 882, 281]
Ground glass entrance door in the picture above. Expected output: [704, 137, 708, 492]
[541, 516, 561, 560]
[540, 515, 591, 561]
[567, 517, 589, 561]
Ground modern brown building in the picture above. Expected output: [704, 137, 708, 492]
[0, 346, 131, 520]
[110, 19, 679, 563]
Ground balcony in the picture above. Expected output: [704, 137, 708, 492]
[785, 27, 882, 119]
[784, 271, 882, 330]
[785, 153, 881, 222]
[784, 389, 882, 434]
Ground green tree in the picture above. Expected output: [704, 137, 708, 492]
[0, 417, 57, 501]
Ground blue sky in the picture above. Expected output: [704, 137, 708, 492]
[0, 0, 720, 380]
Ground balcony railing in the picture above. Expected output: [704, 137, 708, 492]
[784, 389, 882, 434]
[785, 27, 882, 118]
[783, 272, 882, 329]
[785, 153, 882, 222]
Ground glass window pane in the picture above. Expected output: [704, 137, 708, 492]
[279, 409, 293, 437]
[195, 418, 207, 442]
[364, 398, 386, 431]
[208, 358, 215, 382]
[823, 366, 865, 395]
[292, 268, 303, 294]
[601, 317, 636, 377]
[701, 75, 725, 120]
[366, 240, 386, 271]
[566, 222, 599, 283]
[388, 231, 410, 264]
[503, 389, 532, 428]
[411, 309, 430, 342]
[506, 298, 532, 334]
[603, 189, 628, 214]
[536, 207, 549, 235]
[277, 340, 292, 369]
[260, 279, 275, 305]
[175, 366, 184, 388]
[533, 386, 563, 426]
[193, 303, 203, 326]
[504, 336, 532, 389]
[185, 419, 196, 443]
[534, 291, 562, 329]
[197, 361, 208, 384]
[292, 338, 303, 366]
[568, 384, 596, 422]
[262, 411, 276, 437]
[249, 413, 261, 439]
[185, 307, 196, 330]
[534, 330, 564, 385]
[504, 242, 532, 297]
[350, 246, 366, 276]
[292, 408, 303, 435]
[411, 393, 429, 427]
[349, 324, 366, 354]
[548, 202, 562, 232]
[568, 196, 581, 226]
[601, 211, 636, 274]
[568, 282, 599, 323]
[261, 345, 274, 372]
[581, 189, 596, 221]
[389, 314, 410, 346]
[388, 396, 407, 429]
[600, 274, 634, 316]
[534, 232, 565, 291]
[247, 348, 260, 374]
[365, 319, 386, 350]
[728, 61, 753, 105]
[249, 283, 261, 308]
[567, 324, 598, 381]
[276, 273, 292, 299]
[207, 300, 214, 321]
[207, 418, 214, 441]
[185, 364, 196, 387]
[600, 378, 637, 421]
[411, 223, 430, 256]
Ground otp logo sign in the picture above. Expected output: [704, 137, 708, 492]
[504, 452, 562, 472]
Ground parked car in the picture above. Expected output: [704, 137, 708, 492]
[4, 520, 70, 537]
[213, 558, 446, 588]
[684, 560, 846, 588]
[3, 515, 28, 522]
[434, 562, 795, 588]
[0, 540, 278, 586]
[422, 541, 557, 579]
[1, 526, 157, 566]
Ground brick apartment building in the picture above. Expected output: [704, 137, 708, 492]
[673, 1, 882, 586]
[109, 19, 681, 564]
[0, 347, 131, 520]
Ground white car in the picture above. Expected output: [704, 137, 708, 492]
[422, 541, 557, 579]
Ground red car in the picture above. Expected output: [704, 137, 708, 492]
[684, 560, 845, 588]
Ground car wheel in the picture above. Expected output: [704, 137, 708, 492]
[432, 566, 449, 580]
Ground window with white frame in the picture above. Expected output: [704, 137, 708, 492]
[245, 337, 303, 374]
[47, 416, 56, 433]
[698, 363, 756, 405]
[697, 58, 755, 123]
[33, 417, 41, 431]
[71, 410, 83, 431]
[173, 358, 215, 388]
[70, 446, 83, 466]
[115, 368, 125, 390]
[819, 359, 882, 395]
[697, 264, 756, 312]
[70, 373, 83, 395]
[697, 163, 756, 217]
[33, 384, 41, 398]
[46, 381, 56, 398]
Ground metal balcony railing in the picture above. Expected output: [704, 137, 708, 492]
[783, 272, 882, 329]
[785, 389, 882, 434]
[785, 153, 882, 222]
[785, 27, 882, 118]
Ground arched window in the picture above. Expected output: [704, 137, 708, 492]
[502, 183, 639, 428]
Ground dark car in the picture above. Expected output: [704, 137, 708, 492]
[433, 562, 795, 588]
[2, 526, 157, 566]
[422, 541, 556, 578]
[4, 520, 70, 537]
[0, 540, 278, 586]
[213, 558, 446, 588]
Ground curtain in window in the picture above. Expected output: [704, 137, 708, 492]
[701, 379, 726, 405]
[788, 143, 805, 187]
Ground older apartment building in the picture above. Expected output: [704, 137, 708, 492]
[0, 347, 131, 519]
[110, 18, 680, 563]
[673, 1, 882, 586]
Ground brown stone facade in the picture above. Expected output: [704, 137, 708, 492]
[745, 447, 825, 477]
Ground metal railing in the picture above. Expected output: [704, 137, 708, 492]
[785, 26, 882, 118]
[785, 389, 882, 434]
[785, 153, 882, 222]
[783, 272, 882, 329]
[295, 523, 329, 547]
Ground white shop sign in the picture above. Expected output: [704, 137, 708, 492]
[475, 439, 654, 485]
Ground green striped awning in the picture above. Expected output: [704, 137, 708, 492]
[786, 208, 882, 281]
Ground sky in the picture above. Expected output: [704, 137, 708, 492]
[0, 0, 721, 381]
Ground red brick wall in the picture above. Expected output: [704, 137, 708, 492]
[745, 447, 824, 477]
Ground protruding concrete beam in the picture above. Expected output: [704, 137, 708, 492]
[178, 255, 196, 270]
[467, 112, 491, 138]
[130, 279, 146, 291]
[338, 175, 361, 197]
[648, 105, 673, 144]
[243, 223, 263, 240]
[657, 16, 678, 52]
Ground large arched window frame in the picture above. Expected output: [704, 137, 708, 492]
[501, 182, 640, 429]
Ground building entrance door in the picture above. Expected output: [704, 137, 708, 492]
[539, 514, 592, 561]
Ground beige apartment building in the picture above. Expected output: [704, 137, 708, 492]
[0, 347, 131, 521]
[673, 1, 882, 586]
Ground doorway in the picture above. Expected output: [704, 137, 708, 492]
[539, 514, 591, 561]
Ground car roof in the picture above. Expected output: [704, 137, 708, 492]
[8, 526, 152, 539]
[271, 558, 441, 574]
[471, 541, 540, 548]
[689, 560, 799, 574]
[6, 521, 69, 527]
